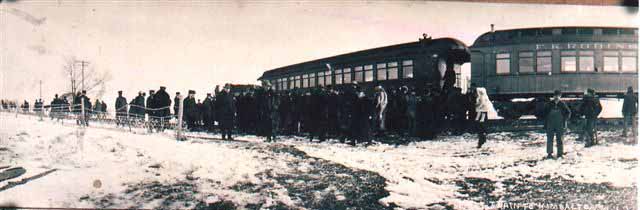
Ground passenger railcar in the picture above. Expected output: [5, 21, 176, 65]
[470, 27, 638, 119]
[258, 37, 470, 94]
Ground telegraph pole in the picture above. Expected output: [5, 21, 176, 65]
[75, 60, 90, 91]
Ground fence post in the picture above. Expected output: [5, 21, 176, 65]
[176, 95, 184, 141]
[81, 100, 86, 126]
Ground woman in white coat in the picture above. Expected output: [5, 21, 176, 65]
[475, 88, 493, 148]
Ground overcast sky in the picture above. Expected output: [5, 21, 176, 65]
[1, 1, 637, 109]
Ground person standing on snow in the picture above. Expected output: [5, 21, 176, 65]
[474, 87, 493, 148]
[578, 89, 602, 147]
[374, 85, 388, 135]
[543, 90, 571, 159]
[622, 86, 637, 140]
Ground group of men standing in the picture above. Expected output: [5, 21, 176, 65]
[114, 86, 172, 132]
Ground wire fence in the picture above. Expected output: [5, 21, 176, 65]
[3, 101, 186, 140]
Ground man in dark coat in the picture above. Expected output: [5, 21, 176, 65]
[115, 91, 128, 126]
[217, 86, 236, 140]
[203, 93, 215, 132]
[154, 86, 172, 131]
[146, 90, 157, 131]
[578, 89, 602, 147]
[174, 92, 181, 119]
[79, 90, 91, 126]
[465, 83, 478, 133]
[543, 90, 571, 159]
[622, 86, 637, 139]
[183, 90, 198, 130]
[50, 94, 62, 121]
[326, 87, 339, 138]
[351, 89, 374, 146]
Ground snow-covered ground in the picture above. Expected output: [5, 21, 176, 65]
[0, 112, 637, 210]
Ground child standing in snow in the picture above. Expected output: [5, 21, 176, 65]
[474, 88, 493, 148]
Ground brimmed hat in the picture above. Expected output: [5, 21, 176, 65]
[118, 90, 123, 94]
[188, 90, 196, 94]
[160, 86, 166, 89]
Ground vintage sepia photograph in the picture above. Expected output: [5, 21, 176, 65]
[0, 0, 638, 209]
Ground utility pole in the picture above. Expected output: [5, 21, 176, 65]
[75, 60, 90, 91]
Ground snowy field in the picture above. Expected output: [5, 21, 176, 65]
[0, 112, 637, 210]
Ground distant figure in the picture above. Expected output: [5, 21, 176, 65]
[154, 86, 172, 131]
[352, 90, 374, 146]
[578, 89, 602, 147]
[374, 86, 388, 134]
[217, 86, 236, 140]
[174, 92, 181, 118]
[474, 88, 493, 149]
[115, 91, 128, 127]
[543, 90, 571, 159]
[622, 86, 638, 139]
[183, 90, 197, 130]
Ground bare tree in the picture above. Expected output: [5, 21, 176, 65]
[61, 56, 112, 99]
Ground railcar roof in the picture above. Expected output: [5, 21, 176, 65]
[472, 26, 638, 47]
[259, 37, 468, 80]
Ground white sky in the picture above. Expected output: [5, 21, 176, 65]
[1, 1, 637, 110]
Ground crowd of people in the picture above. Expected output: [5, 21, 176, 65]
[1, 83, 637, 151]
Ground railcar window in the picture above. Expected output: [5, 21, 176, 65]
[377, 63, 387, 81]
[335, 69, 343, 85]
[594, 29, 603, 35]
[604, 51, 620, 72]
[519, 52, 534, 73]
[561, 51, 577, 72]
[309, 73, 316, 87]
[552, 29, 562, 35]
[289, 76, 295, 89]
[302, 74, 309, 88]
[343, 68, 352, 83]
[365, 65, 374, 82]
[536, 51, 552, 72]
[388, 62, 398, 80]
[402, 60, 413, 78]
[579, 51, 595, 72]
[496, 53, 510, 74]
[354, 66, 363, 82]
[622, 51, 638, 72]
[325, 70, 332, 85]
[318, 72, 325, 86]
[295, 76, 301, 88]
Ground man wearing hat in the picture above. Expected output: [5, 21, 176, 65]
[543, 90, 572, 159]
[183, 90, 198, 130]
[115, 91, 128, 127]
[174, 92, 181, 119]
[216, 86, 236, 140]
[154, 86, 172, 131]
[622, 86, 637, 139]
[203, 93, 215, 132]
[578, 88, 602, 147]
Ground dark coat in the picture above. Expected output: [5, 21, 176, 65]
[352, 95, 374, 141]
[579, 95, 602, 119]
[622, 92, 638, 116]
[255, 89, 275, 136]
[543, 100, 571, 131]
[115, 96, 128, 116]
[183, 96, 198, 121]
[216, 91, 236, 129]
[146, 95, 157, 117]
[154, 89, 172, 118]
